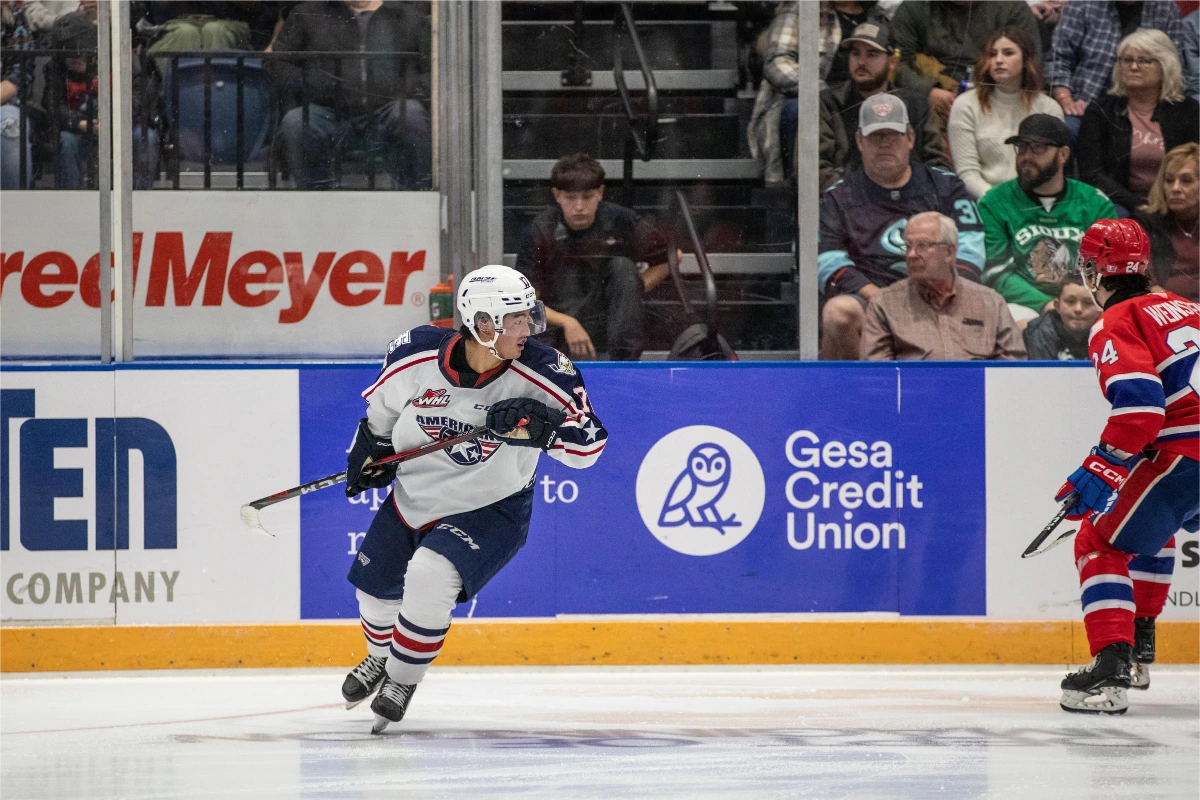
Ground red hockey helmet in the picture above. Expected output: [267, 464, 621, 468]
[1075, 218, 1151, 283]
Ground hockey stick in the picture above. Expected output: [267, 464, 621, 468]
[1021, 493, 1079, 559]
[240, 425, 490, 537]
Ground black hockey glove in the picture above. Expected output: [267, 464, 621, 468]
[346, 418, 398, 497]
[487, 397, 568, 451]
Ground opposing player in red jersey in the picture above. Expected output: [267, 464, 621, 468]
[1053, 218, 1199, 714]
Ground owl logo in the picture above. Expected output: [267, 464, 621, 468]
[658, 443, 741, 534]
[636, 425, 764, 556]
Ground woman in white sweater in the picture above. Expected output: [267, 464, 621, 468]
[948, 27, 1064, 200]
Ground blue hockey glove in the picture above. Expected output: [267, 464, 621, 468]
[346, 418, 397, 497]
[1055, 446, 1130, 520]
[487, 397, 567, 451]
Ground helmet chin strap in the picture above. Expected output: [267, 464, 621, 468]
[467, 320, 503, 359]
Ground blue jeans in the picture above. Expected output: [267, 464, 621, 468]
[279, 100, 432, 190]
[0, 105, 32, 189]
[57, 127, 160, 189]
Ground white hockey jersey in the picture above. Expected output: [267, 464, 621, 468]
[361, 326, 608, 528]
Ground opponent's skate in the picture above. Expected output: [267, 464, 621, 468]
[341, 654, 387, 709]
[1130, 616, 1155, 691]
[370, 677, 418, 734]
[1060, 642, 1132, 715]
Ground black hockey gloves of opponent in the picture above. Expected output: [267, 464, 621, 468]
[487, 398, 568, 451]
[346, 418, 398, 497]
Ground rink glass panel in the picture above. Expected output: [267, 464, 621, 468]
[499, 2, 801, 357]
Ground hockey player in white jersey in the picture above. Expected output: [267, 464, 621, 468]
[339, 265, 607, 733]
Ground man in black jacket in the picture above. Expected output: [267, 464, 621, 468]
[268, 0, 431, 190]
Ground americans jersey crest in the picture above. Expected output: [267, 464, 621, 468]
[416, 415, 502, 465]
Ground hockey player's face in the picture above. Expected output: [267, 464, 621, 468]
[552, 187, 604, 231]
[494, 311, 533, 359]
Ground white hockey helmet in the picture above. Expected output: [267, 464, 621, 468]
[457, 265, 547, 352]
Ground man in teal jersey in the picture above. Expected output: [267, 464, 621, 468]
[978, 114, 1115, 323]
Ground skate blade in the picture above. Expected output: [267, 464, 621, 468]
[371, 714, 391, 735]
[1129, 664, 1150, 691]
[345, 697, 366, 710]
[1060, 687, 1129, 715]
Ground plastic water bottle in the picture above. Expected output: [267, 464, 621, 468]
[429, 276, 455, 328]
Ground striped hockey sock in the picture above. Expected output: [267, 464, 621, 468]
[387, 612, 450, 684]
[1075, 522, 1136, 657]
[1130, 536, 1175, 618]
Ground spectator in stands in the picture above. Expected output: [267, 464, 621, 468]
[860, 211, 1025, 361]
[979, 114, 1115, 326]
[1022, 273, 1101, 360]
[1136, 142, 1199, 301]
[890, 1, 1042, 123]
[1076, 29, 1199, 215]
[1182, 10, 1199, 102]
[141, 2, 290, 54]
[269, 0, 432, 190]
[948, 27, 1064, 200]
[818, 20, 950, 191]
[818, 2, 890, 88]
[818, 94, 986, 360]
[749, 2, 799, 186]
[1048, 0, 1182, 136]
[1, 0, 34, 189]
[1028, 0, 1067, 55]
[43, 10, 98, 189]
[515, 154, 671, 361]
[24, 1, 84, 35]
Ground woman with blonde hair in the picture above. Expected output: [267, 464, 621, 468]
[948, 27, 1063, 199]
[1134, 143, 1199, 301]
[1077, 29, 1199, 213]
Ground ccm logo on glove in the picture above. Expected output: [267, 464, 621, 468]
[1084, 457, 1127, 486]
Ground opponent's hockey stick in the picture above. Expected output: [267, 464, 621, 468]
[1021, 493, 1079, 559]
[240, 425, 490, 537]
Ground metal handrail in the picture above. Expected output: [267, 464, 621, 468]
[667, 190, 719, 329]
[612, 2, 658, 200]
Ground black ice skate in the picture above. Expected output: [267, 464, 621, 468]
[1130, 617, 1155, 691]
[370, 677, 418, 734]
[1059, 642, 1132, 715]
[341, 654, 387, 709]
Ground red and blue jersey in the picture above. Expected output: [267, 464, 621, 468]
[1087, 292, 1199, 460]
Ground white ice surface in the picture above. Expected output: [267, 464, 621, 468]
[2, 665, 1198, 799]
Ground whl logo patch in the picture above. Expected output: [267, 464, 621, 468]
[635, 425, 764, 556]
[412, 388, 451, 408]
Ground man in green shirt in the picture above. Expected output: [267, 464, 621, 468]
[979, 114, 1116, 323]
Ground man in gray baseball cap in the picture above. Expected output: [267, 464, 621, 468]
[818, 91, 986, 359]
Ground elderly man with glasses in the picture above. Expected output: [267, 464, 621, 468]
[860, 211, 1025, 361]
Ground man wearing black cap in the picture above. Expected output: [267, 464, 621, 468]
[819, 21, 950, 191]
[979, 113, 1116, 323]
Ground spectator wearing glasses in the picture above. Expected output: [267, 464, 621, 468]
[1135, 142, 1199, 302]
[269, 0, 432, 190]
[818, 93, 985, 360]
[947, 27, 1063, 200]
[1048, 1, 1182, 136]
[979, 114, 1116, 325]
[860, 211, 1025, 361]
[818, 20, 950, 191]
[1077, 29, 1199, 216]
